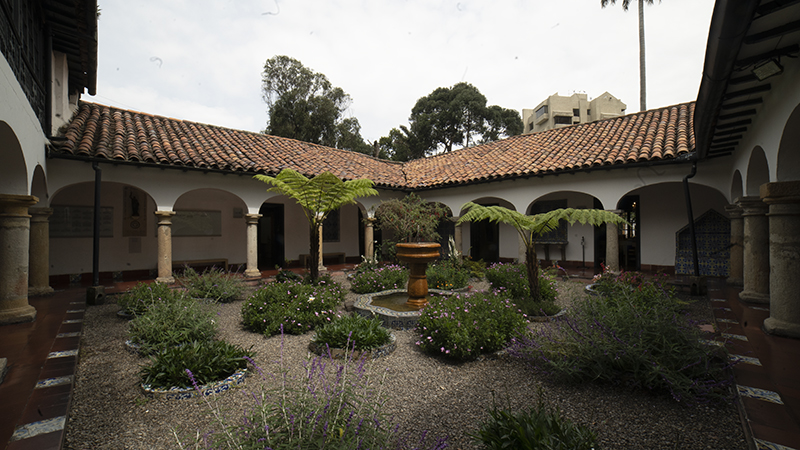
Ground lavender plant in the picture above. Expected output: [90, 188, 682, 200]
[242, 278, 345, 335]
[174, 332, 449, 450]
[116, 281, 184, 316]
[416, 291, 527, 361]
[509, 290, 734, 404]
[178, 266, 247, 303]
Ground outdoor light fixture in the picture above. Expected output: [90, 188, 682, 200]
[753, 59, 783, 81]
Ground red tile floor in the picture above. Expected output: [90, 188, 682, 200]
[1, 271, 798, 449]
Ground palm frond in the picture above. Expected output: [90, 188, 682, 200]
[530, 208, 627, 237]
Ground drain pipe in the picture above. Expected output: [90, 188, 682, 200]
[87, 162, 105, 304]
[683, 162, 700, 277]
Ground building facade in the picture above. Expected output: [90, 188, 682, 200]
[522, 92, 627, 134]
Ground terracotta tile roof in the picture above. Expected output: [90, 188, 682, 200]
[52, 101, 695, 190]
[56, 102, 408, 188]
[403, 102, 695, 188]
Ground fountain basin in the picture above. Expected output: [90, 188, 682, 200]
[354, 288, 453, 330]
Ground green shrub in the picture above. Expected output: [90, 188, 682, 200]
[416, 291, 527, 361]
[242, 279, 345, 335]
[274, 267, 302, 283]
[128, 297, 218, 355]
[591, 270, 677, 306]
[426, 259, 470, 290]
[116, 281, 184, 316]
[349, 264, 408, 294]
[463, 258, 486, 278]
[509, 287, 734, 404]
[485, 263, 558, 316]
[179, 267, 247, 303]
[312, 314, 392, 351]
[140, 340, 253, 390]
[473, 403, 598, 450]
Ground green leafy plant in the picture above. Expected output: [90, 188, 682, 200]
[485, 263, 558, 316]
[509, 286, 734, 404]
[140, 340, 253, 390]
[375, 193, 449, 244]
[178, 267, 247, 303]
[463, 258, 486, 278]
[457, 203, 625, 302]
[416, 291, 527, 361]
[242, 279, 345, 335]
[473, 402, 598, 450]
[274, 266, 303, 283]
[116, 281, 184, 316]
[349, 264, 408, 294]
[254, 169, 378, 282]
[127, 297, 218, 355]
[426, 259, 471, 290]
[312, 314, 392, 351]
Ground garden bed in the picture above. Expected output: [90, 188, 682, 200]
[64, 274, 745, 450]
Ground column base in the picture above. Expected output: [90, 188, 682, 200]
[739, 290, 770, 304]
[726, 276, 743, 287]
[0, 304, 37, 325]
[244, 269, 261, 279]
[86, 286, 106, 305]
[28, 286, 54, 297]
[156, 276, 175, 285]
[764, 317, 800, 339]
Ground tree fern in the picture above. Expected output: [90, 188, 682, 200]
[254, 169, 378, 280]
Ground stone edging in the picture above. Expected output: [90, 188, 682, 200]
[141, 369, 247, 400]
[308, 332, 397, 360]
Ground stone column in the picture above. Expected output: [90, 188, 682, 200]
[364, 217, 376, 261]
[0, 194, 38, 325]
[154, 211, 176, 284]
[453, 219, 463, 258]
[605, 210, 621, 273]
[738, 196, 770, 304]
[725, 203, 744, 286]
[28, 207, 54, 296]
[244, 214, 262, 278]
[762, 181, 800, 339]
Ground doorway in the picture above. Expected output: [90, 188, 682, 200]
[258, 203, 284, 269]
[470, 217, 499, 262]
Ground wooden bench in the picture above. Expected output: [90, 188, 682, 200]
[298, 253, 346, 267]
[172, 258, 229, 273]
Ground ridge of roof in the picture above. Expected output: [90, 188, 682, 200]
[51, 101, 696, 191]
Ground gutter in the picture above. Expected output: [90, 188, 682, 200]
[694, 0, 760, 159]
[683, 161, 700, 277]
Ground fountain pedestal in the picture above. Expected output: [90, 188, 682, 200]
[395, 242, 441, 308]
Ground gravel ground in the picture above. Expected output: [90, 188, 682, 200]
[64, 274, 746, 449]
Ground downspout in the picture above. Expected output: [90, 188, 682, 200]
[683, 162, 700, 277]
[92, 162, 101, 286]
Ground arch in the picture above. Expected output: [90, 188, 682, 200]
[731, 170, 743, 202]
[746, 146, 770, 196]
[777, 103, 800, 181]
[459, 197, 515, 263]
[0, 121, 28, 194]
[31, 164, 48, 206]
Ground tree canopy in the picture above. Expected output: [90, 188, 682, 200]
[400, 82, 523, 157]
[261, 55, 372, 154]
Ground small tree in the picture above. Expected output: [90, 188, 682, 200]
[374, 193, 449, 261]
[457, 202, 626, 302]
[254, 169, 377, 281]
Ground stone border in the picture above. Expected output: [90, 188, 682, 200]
[528, 308, 566, 323]
[141, 369, 247, 400]
[308, 332, 397, 360]
[354, 289, 455, 330]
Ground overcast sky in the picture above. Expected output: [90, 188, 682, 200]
[90, 0, 715, 145]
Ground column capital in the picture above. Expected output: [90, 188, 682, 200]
[28, 207, 54, 223]
[0, 194, 39, 216]
[245, 213, 262, 224]
[737, 196, 768, 215]
[154, 210, 176, 223]
[724, 204, 742, 219]
[761, 180, 800, 205]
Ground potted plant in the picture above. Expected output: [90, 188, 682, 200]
[375, 193, 449, 307]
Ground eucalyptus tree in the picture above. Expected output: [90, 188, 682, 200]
[254, 169, 378, 281]
[601, 0, 660, 111]
[457, 203, 626, 303]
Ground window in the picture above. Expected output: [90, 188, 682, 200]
[323, 209, 340, 242]
[531, 200, 568, 244]
[587, 109, 591, 116]
[535, 105, 548, 118]
[554, 116, 572, 125]
[573, 108, 580, 117]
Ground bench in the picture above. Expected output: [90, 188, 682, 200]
[172, 258, 229, 273]
[298, 253, 346, 267]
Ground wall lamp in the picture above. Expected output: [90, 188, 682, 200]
[753, 59, 783, 81]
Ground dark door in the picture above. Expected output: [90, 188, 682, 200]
[470, 218, 499, 262]
[258, 203, 284, 269]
